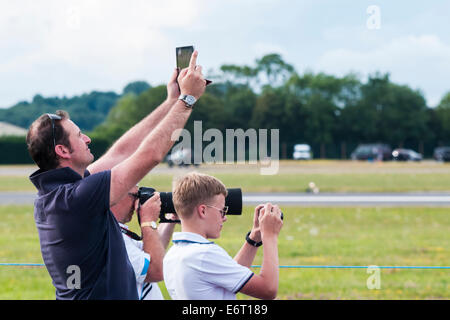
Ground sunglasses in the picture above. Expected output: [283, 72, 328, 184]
[46, 113, 62, 148]
[205, 204, 228, 218]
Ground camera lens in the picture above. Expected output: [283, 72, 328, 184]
[224, 188, 242, 215]
[137, 187, 243, 220]
[159, 192, 176, 214]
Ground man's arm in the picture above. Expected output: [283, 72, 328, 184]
[238, 204, 283, 300]
[109, 51, 206, 206]
[141, 226, 166, 282]
[158, 215, 178, 249]
[87, 69, 180, 174]
[138, 193, 166, 283]
[143, 214, 177, 282]
[109, 101, 191, 206]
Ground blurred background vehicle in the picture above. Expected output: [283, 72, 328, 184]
[433, 146, 450, 162]
[392, 148, 422, 161]
[443, 150, 450, 162]
[166, 148, 199, 167]
[350, 143, 392, 161]
[293, 144, 312, 160]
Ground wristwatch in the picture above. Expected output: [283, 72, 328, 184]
[141, 221, 157, 230]
[178, 94, 196, 108]
[246, 231, 262, 247]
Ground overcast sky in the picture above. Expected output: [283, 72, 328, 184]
[1, 0, 449, 109]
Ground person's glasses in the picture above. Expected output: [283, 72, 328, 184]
[46, 113, 62, 148]
[205, 204, 228, 218]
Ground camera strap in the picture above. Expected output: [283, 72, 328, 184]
[120, 226, 142, 241]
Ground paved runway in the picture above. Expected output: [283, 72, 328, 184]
[1, 191, 450, 206]
[243, 192, 450, 207]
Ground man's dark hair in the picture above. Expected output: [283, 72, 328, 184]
[26, 110, 72, 171]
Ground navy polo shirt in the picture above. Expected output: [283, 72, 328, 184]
[29, 167, 138, 300]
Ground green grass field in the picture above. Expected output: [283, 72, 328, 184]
[0, 205, 448, 300]
[0, 161, 448, 299]
[2, 161, 450, 193]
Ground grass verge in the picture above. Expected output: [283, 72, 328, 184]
[0, 205, 448, 300]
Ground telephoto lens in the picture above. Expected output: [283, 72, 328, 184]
[137, 187, 243, 223]
[224, 188, 242, 215]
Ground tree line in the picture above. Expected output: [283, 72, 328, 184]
[0, 81, 151, 131]
[1, 53, 449, 163]
[90, 54, 450, 159]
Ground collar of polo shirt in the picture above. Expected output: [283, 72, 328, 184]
[172, 232, 214, 245]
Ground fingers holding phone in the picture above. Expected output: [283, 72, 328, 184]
[167, 68, 181, 100]
[178, 50, 206, 100]
[176, 46, 211, 100]
[188, 50, 198, 71]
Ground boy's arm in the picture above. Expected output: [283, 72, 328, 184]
[238, 204, 283, 300]
[234, 205, 264, 267]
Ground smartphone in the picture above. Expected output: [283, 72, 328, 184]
[175, 45, 212, 86]
[176, 46, 194, 70]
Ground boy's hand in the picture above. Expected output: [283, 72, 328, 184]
[259, 203, 283, 240]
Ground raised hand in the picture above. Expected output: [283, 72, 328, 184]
[259, 203, 283, 240]
[177, 51, 206, 100]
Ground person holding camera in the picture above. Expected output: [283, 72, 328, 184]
[26, 51, 206, 299]
[111, 186, 177, 300]
[163, 172, 284, 300]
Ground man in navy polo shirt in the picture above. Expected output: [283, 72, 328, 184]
[26, 52, 206, 299]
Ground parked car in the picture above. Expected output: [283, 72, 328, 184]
[293, 144, 312, 160]
[351, 143, 392, 161]
[444, 150, 450, 162]
[433, 146, 450, 162]
[166, 148, 199, 167]
[392, 148, 422, 161]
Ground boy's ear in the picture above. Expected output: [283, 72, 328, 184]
[197, 204, 207, 219]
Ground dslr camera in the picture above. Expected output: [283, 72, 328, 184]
[136, 187, 243, 223]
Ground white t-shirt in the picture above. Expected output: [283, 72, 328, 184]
[119, 223, 164, 300]
[163, 232, 254, 300]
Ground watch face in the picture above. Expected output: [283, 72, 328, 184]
[179, 94, 196, 107]
[185, 95, 196, 105]
[151, 221, 157, 229]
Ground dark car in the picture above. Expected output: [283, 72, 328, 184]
[439, 148, 450, 162]
[351, 144, 392, 161]
[392, 148, 422, 162]
[433, 146, 450, 162]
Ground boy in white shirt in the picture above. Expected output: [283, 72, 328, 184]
[163, 172, 283, 300]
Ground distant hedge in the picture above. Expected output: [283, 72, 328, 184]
[0, 136, 32, 164]
[0, 135, 111, 165]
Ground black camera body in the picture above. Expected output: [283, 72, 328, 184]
[137, 187, 243, 223]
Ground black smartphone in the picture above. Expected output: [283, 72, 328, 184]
[176, 46, 194, 70]
[175, 45, 212, 86]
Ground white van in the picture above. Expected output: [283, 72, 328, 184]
[293, 144, 312, 160]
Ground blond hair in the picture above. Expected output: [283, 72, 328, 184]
[172, 172, 227, 219]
